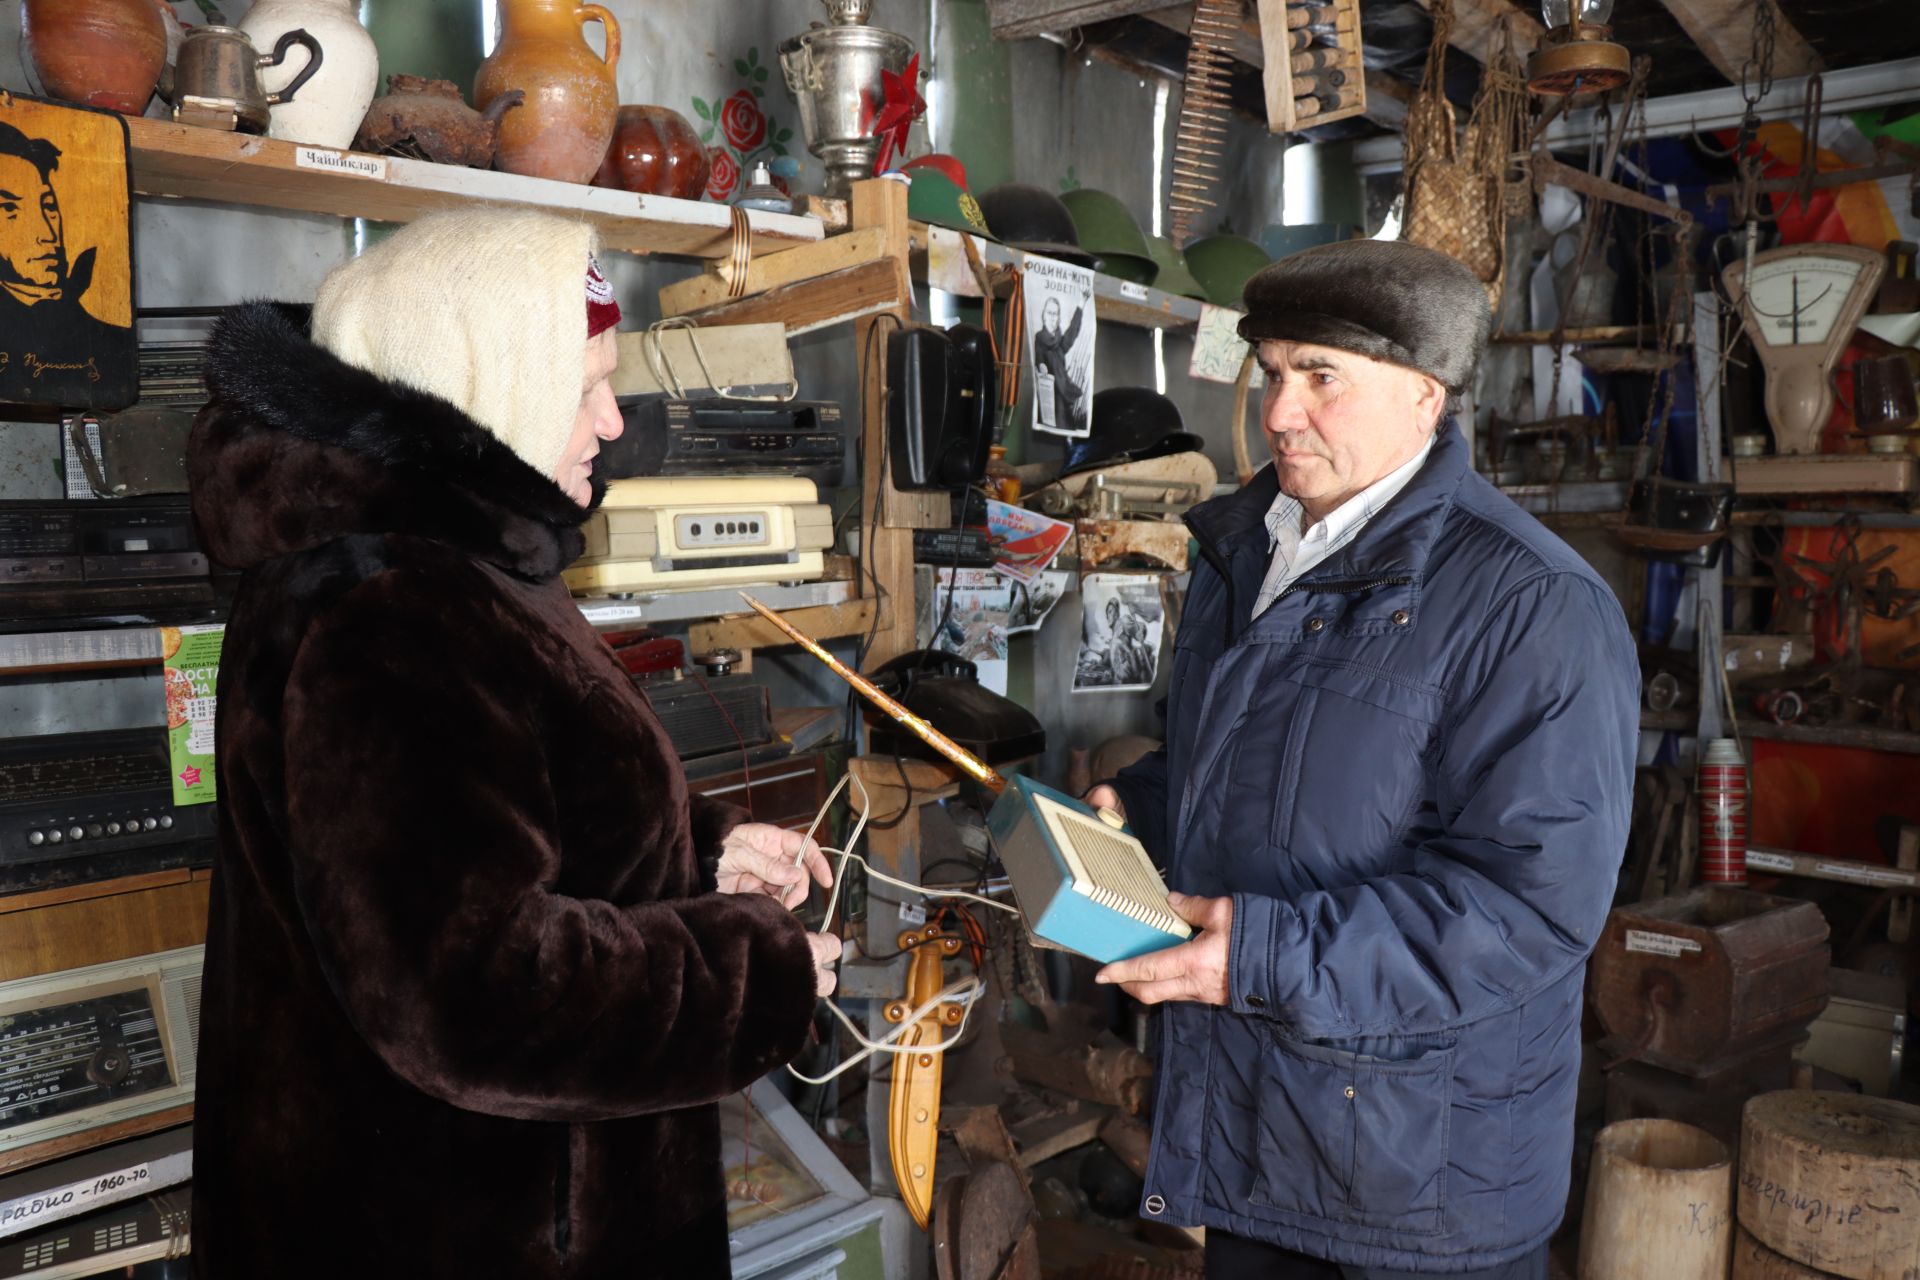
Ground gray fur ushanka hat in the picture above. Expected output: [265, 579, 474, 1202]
[1237, 240, 1492, 393]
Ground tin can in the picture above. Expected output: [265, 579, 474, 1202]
[1698, 738, 1747, 885]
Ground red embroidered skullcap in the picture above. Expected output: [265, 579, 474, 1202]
[586, 254, 621, 338]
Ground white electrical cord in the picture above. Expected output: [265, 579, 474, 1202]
[785, 771, 1020, 1086]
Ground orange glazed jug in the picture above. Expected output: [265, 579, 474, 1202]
[473, 0, 620, 184]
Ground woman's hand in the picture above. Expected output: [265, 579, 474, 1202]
[715, 823, 834, 909]
[808, 932, 843, 998]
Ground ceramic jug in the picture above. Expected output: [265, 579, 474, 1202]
[475, 0, 621, 184]
[239, 0, 380, 150]
[592, 105, 709, 200]
[21, 0, 168, 116]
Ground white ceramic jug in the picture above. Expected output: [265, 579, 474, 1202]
[239, 0, 379, 150]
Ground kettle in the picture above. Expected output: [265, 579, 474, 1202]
[164, 25, 324, 134]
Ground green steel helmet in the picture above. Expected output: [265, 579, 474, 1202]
[1183, 233, 1271, 308]
[1091, 253, 1157, 287]
[906, 168, 993, 238]
[1061, 188, 1155, 282]
[1145, 236, 1208, 302]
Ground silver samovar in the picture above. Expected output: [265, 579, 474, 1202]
[778, 0, 915, 201]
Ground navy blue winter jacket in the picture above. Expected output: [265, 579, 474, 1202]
[1108, 425, 1638, 1272]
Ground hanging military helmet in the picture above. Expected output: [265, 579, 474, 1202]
[1061, 189, 1157, 287]
[1062, 387, 1204, 476]
[977, 183, 1096, 268]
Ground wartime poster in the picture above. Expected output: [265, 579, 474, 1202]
[1021, 254, 1095, 439]
[0, 94, 137, 410]
[1074, 574, 1165, 694]
[164, 624, 222, 807]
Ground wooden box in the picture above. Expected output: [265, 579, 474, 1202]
[1590, 887, 1830, 1077]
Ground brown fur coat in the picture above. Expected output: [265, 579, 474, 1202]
[186, 303, 817, 1278]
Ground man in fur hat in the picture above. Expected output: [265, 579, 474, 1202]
[1088, 240, 1638, 1279]
[187, 208, 840, 1279]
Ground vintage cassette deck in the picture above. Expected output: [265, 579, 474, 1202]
[0, 947, 202, 1170]
[604, 397, 848, 488]
[0, 730, 216, 894]
[564, 478, 834, 595]
[0, 500, 216, 628]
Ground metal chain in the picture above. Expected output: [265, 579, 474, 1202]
[1739, 0, 1778, 113]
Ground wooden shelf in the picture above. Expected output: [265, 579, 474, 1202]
[1641, 709, 1920, 755]
[0, 627, 162, 677]
[126, 117, 824, 262]
[911, 223, 1205, 333]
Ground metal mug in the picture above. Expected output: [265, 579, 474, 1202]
[167, 25, 324, 134]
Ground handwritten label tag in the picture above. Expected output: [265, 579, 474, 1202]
[293, 146, 388, 181]
[1624, 929, 1703, 957]
[1118, 280, 1150, 302]
[0, 1163, 150, 1231]
[1816, 861, 1913, 887]
[1746, 850, 1794, 873]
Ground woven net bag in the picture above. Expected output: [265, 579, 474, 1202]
[1402, 0, 1526, 311]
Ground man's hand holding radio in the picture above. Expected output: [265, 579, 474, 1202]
[1084, 784, 1124, 819]
[1093, 892, 1232, 1007]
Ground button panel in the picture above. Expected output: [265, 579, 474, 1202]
[675, 512, 770, 550]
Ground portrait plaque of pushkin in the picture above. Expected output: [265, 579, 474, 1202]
[0, 92, 137, 411]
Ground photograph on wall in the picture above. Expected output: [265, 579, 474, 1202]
[0, 94, 137, 410]
[1021, 255, 1095, 439]
[922, 567, 1071, 697]
[1073, 573, 1164, 694]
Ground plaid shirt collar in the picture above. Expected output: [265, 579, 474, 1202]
[1263, 435, 1436, 561]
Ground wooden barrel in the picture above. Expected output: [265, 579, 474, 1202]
[1739, 1091, 1920, 1280]
[1733, 1226, 1839, 1279]
[1579, 1118, 1734, 1279]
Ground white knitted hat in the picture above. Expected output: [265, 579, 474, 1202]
[311, 207, 596, 480]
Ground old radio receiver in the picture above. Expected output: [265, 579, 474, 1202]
[564, 478, 833, 595]
[0, 500, 217, 628]
[0, 947, 203, 1170]
[1, 730, 216, 896]
[603, 397, 848, 488]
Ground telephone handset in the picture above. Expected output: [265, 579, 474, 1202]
[886, 323, 998, 491]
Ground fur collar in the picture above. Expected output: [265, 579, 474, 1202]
[190, 302, 592, 578]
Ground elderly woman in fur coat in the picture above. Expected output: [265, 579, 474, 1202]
[186, 208, 840, 1279]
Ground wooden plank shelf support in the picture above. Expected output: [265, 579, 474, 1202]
[688, 599, 879, 655]
[126, 117, 823, 261]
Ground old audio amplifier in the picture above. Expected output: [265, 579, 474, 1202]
[0, 946, 202, 1170]
[634, 673, 773, 761]
[0, 500, 216, 627]
[604, 397, 848, 488]
[0, 731, 216, 895]
[564, 478, 833, 595]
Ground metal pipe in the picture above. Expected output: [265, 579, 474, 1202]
[737, 593, 1007, 792]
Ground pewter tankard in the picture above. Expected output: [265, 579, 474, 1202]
[167, 25, 324, 133]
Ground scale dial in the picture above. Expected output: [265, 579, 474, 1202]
[1723, 245, 1885, 454]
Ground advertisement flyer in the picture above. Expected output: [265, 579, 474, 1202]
[163, 624, 222, 806]
[986, 499, 1072, 582]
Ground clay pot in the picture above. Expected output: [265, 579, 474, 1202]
[21, 0, 169, 117]
[357, 75, 523, 168]
[592, 105, 709, 201]
[473, 0, 621, 184]
[239, 0, 382, 150]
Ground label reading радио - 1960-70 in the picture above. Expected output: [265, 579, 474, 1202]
[1624, 929, 1704, 957]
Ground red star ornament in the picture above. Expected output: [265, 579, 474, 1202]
[866, 54, 926, 175]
